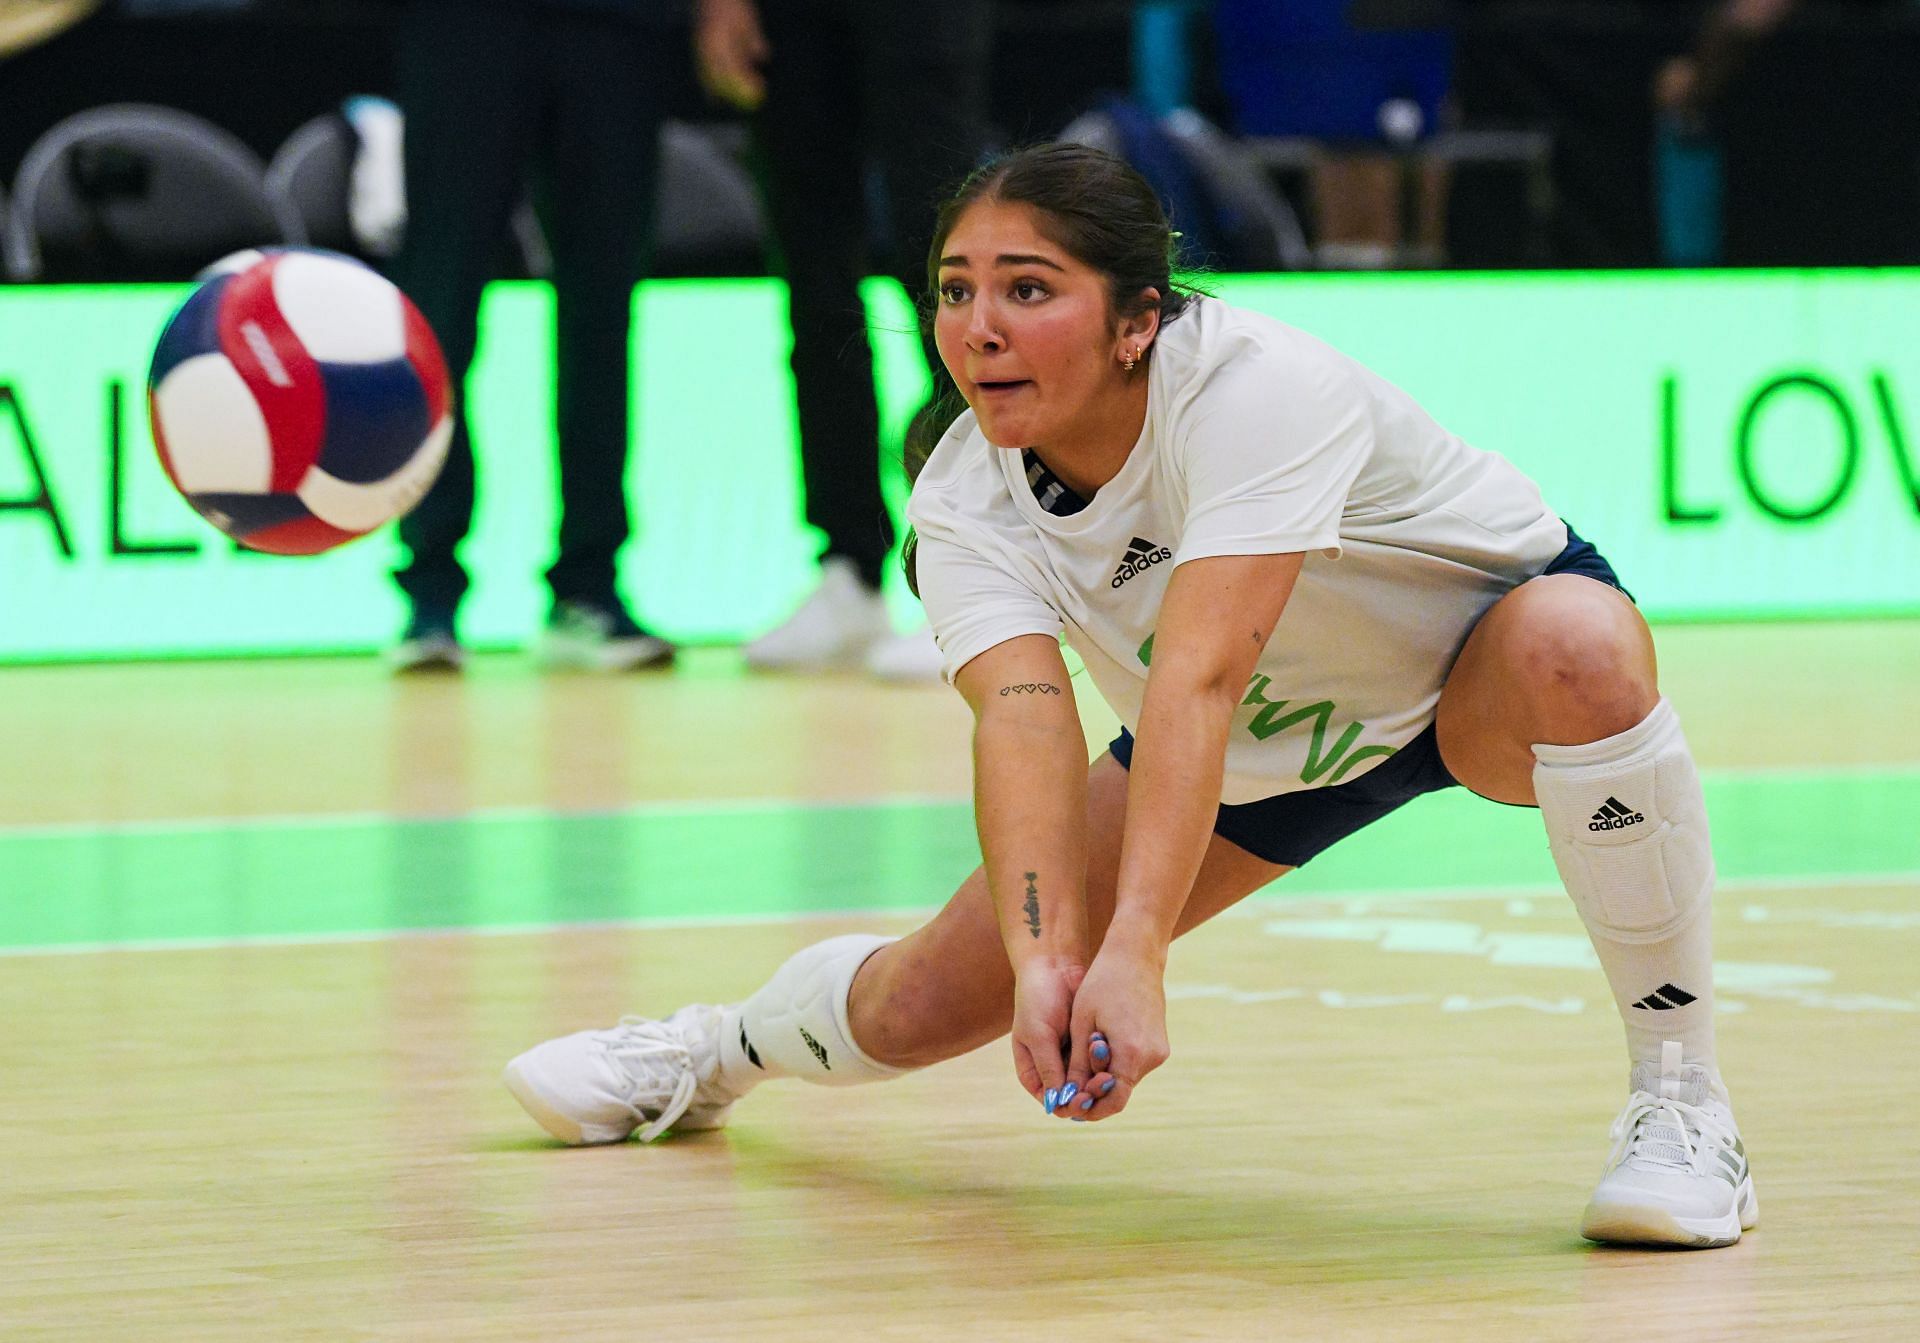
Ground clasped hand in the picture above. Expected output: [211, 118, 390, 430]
[1010, 944, 1169, 1123]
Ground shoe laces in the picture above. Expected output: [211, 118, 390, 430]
[595, 1016, 699, 1143]
[1606, 1090, 1737, 1176]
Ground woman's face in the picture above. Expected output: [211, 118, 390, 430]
[933, 199, 1142, 452]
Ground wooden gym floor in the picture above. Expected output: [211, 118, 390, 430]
[2, 620, 1917, 1340]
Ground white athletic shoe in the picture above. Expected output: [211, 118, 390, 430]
[1580, 1047, 1758, 1248]
[503, 1004, 735, 1145]
[863, 622, 945, 681]
[537, 598, 674, 672]
[744, 558, 891, 670]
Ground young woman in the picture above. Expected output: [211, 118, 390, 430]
[504, 144, 1755, 1250]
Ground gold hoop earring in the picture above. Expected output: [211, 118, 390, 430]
[1120, 348, 1138, 372]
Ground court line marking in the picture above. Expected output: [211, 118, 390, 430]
[0, 868, 1911, 961]
[1, 763, 1914, 841]
[0, 791, 973, 841]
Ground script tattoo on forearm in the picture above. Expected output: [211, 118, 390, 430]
[1023, 870, 1042, 938]
[999, 683, 1062, 696]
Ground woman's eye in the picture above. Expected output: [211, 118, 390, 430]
[1013, 281, 1047, 301]
[940, 282, 969, 304]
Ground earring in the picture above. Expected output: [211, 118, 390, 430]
[1120, 347, 1138, 372]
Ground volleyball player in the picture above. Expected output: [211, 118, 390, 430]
[503, 144, 1756, 1250]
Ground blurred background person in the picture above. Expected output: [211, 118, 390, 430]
[1213, 0, 1456, 269]
[695, 0, 992, 679]
[1653, 0, 1798, 267]
[388, 0, 673, 673]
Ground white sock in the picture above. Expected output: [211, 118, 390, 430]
[715, 934, 909, 1097]
[1532, 698, 1718, 1081]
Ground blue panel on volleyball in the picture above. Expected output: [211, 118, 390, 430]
[187, 491, 312, 538]
[148, 272, 234, 384]
[315, 358, 432, 483]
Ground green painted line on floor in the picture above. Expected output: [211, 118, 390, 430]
[1, 773, 1914, 952]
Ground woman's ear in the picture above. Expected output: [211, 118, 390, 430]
[1120, 288, 1163, 355]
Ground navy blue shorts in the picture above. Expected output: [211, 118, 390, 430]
[1107, 525, 1628, 868]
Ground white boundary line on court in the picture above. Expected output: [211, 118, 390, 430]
[1, 869, 1912, 961]
[2, 762, 1915, 843]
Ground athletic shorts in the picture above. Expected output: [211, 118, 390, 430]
[1107, 524, 1628, 868]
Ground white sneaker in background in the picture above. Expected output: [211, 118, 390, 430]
[744, 557, 890, 670]
[502, 1004, 735, 1145]
[1580, 1042, 1757, 1248]
[537, 598, 673, 672]
[863, 622, 945, 682]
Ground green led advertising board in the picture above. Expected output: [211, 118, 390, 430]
[1, 271, 1915, 661]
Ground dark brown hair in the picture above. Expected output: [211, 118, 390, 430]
[903, 143, 1199, 595]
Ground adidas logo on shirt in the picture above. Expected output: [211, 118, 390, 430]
[1588, 796, 1645, 831]
[1111, 536, 1173, 588]
[1629, 982, 1699, 1011]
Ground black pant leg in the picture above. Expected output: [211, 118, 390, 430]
[860, 0, 993, 485]
[390, 0, 542, 614]
[755, 0, 892, 588]
[862, 0, 991, 356]
[538, 9, 665, 606]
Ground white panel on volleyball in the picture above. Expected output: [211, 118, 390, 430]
[297, 415, 453, 532]
[272, 252, 407, 364]
[152, 355, 275, 494]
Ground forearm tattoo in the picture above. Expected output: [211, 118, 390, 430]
[999, 682, 1062, 696]
[1023, 870, 1042, 938]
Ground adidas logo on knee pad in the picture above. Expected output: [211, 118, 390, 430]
[798, 1026, 831, 1070]
[1589, 796, 1646, 831]
[1630, 982, 1699, 1011]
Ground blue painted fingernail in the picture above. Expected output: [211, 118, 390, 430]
[1044, 1088, 1058, 1114]
[1092, 1042, 1110, 1062]
[1100, 1078, 1116, 1095]
[1071, 1116, 1087, 1123]
[1059, 1083, 1078, 1108]
[1079, 1095, 1094, 1111]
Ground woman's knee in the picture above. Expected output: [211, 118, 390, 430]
[1507, 578, 1657, 744]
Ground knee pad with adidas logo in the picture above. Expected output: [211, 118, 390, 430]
[1531, 698, 1715, 942]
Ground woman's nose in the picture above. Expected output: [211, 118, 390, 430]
[966, 303, 1004, 353]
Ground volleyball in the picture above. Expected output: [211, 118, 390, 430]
[146, 247, 453, 555]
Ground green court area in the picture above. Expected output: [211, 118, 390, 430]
[3, 770, 1913, 953]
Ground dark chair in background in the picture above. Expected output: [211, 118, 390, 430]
[4, 103, 296, 281]
[263, 111, 764, 279]
[265, 110, 357, 253]
[652, 121, 763, 278]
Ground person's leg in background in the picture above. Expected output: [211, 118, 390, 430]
[857, 0, 992, 678]
[389, 0, 543, 670]
[740, 0, 895, 672]
[534, 4, 673, 671]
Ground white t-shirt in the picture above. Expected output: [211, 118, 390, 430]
[906, 296, 1569, 804]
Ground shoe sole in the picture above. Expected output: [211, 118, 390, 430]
[1580, 1176, 1758, 1249]
[536, 636, 674, 673]
[387, 644, 465, 674]
[501, 1058, 629, 1146]
[744, 621, 895, 672]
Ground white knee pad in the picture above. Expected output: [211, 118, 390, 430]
[727, 933, 904, 1088]
[1532, 699, 1715, 943]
